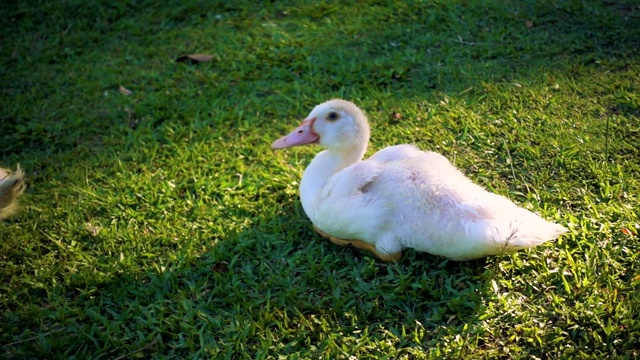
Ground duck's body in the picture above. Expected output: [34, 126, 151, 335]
[273, 99, 567, 261]
[0, 165, 26, 220]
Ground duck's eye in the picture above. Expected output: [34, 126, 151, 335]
[326, 112, 340, 122]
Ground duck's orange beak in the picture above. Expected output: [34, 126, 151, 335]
[272, 117, 319, 149]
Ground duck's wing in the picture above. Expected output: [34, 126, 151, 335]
[325, 144, 427, 198]
[369, 144, 424, 163]
[313, 159, 392, 241]
[320, 144, 441, 201]
[321, 160, 384, 200]
[315, 146, 442, 241]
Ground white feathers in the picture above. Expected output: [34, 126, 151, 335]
[0, 165, 26, 220]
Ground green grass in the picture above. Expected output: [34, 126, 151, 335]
[1, 0, 639, 358]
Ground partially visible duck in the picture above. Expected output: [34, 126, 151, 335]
[0, 165, 26, 219]
[272, 99, 567, 262]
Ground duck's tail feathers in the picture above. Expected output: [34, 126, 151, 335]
[498, 209, 567, 251]
[0, 165, 26, 219]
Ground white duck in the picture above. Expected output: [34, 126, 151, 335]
[272, 99, 567, 262]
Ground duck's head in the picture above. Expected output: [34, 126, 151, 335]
[272, 99, 370, 152]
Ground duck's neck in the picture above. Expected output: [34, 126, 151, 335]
[299, 145, 367, 217]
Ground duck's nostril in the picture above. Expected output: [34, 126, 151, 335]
[297, 130, 304, 134]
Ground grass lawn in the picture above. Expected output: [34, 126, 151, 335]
[1, 0, 639, 358]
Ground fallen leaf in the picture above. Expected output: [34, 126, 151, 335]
[621, 228, 636, 236]
[84, 222, 102, 237]
[632, 274, 640, 282]
[119, 86, 133, 96]
[212, 262, 229, 273]
[176, 54, 215, 64]
[389, 112, 403, 122]
[124, 107, 138, 129]
[128, 119, 139, 129]
[525, 20, 534, 28]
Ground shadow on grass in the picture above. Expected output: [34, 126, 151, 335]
[11, 212, 562, 355]
[3, 198, 500, 358]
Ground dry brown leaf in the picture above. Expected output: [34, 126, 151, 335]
[212, 262, 229, 273]
[119, 86, 133, 96]
[128, 119, 139, 129]
[389, 111, 403, 122]
[620, 228, 636, 236]
[176, 54, 214, 64]
[632, 274, 640, 282]
[85, 222, 102, 237]
[525, 20, 534, 28]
